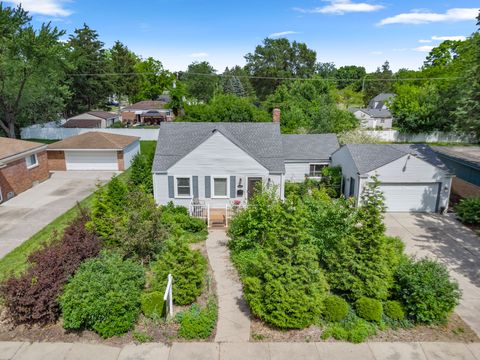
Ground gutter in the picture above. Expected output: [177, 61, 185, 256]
[0, 144, 47, 165]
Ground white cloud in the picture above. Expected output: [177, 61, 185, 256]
[294, 0, 384, 15]
[269, 31, 300, 37]
[188, 52, 209, 58]
[370, 51, 383, 55]
[418, 39, 432, 43]
[413, 46, 434, 52]
[379, 8, 478, 25]
[432, 35, 466, 41]
[4, 0, 72, 17]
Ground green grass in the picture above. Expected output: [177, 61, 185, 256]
[23, 138, 58, 144]
[0, 141, 156, 282]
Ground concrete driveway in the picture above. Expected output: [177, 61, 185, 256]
[0, 171, 116, 259]
[385, 212, 480, 336]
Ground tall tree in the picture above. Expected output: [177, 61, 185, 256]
[316, 62, 337, 78]
[220, 66, 255, 97]
[131, 57, 173, 103]
[363, 61, 393, 104]
[335, 65, 366, 91]
[66, 24, 112, 115]
[245, 38, 317, 100]
[0, 4, 69, 138]
[183, 61, 218, 102]
[109, 41, 139, 102]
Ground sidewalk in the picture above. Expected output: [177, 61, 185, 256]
[1, 341, 479, 360]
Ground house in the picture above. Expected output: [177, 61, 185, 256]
[282, 134, 339, 182]
[433, 146, 480, 198]
[332, 144, 452, 213]
[0, 138, 49, 203]
[62, 111, 119, 128]
[47, 132, 140, 171]
[349, 93, 396, 130]
[121, 100, 174, 125]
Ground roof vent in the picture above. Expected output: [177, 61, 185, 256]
[212, 129, 217, 133]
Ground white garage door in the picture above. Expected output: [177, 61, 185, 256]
[379, 183, 439, 212]
[65, 151, 118, 171]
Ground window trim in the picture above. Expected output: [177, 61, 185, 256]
[25, 153, 39, 169]
[308, 163, 327, 178]
[175, 176, 192, 198]
[211, 176, 230, 198]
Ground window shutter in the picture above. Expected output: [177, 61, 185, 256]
[230, 176, 236, 198]
[205, 176, 211, 198]
[168, 176, 174, 198]
[192, 176, 199, 198]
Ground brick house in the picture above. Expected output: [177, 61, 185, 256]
[121, 100, 174, 125]
[0, 138, 49, 203]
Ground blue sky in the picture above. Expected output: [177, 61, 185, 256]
[5, 0, 480, 72]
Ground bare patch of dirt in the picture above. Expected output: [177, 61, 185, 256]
[250, 313, 479, 343]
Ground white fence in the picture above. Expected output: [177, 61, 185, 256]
[364, 130, 476, 143]
[20, 127, 160, 141]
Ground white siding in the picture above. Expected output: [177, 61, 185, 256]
[331, 147, 361, 203]
[123, 141, 140, 170]
[153, 131, 283, 207]
[65, 151, 118, 171]
[285, 163, 309, 182]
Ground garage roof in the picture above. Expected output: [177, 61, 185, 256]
[433, 146, 480, 170]
[47, 132, 139, 150]
[0, 138, 46, 161]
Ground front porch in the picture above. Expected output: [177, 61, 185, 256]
[189, 203, 239, 228]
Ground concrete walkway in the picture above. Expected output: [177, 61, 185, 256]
[1, 341, 479, 360]
[0, 171, 115, 259]
[385, 212, 480, 337]
[206, 229, 251, 342]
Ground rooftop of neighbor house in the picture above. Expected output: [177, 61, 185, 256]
[47, 132, 139, 150]
[433, 146, 480, 169]
[0, 137, 46, 161]
[68, 111, 117, 120]
[339, 143, 449, 174]
[349, 108, 392, 118]
[63, 119, 102, 128]
[122, 100, 170, 111]
[282, 134, 339, 161]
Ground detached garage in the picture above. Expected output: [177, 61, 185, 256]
[47, 132, 140, 171]
[332, 144, 453, 213]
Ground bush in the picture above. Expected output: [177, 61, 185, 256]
[1, 213, 100, 325]
[177, 299, 217, 339]
[160, 202, 207, 236]
[455, 197, 480, 225]
[141, 291, 165, 319]
[59, 252, 145, 338]
[321, 311, 377, 343]
[150, 240, 206, 305]
[323, 295, 349, 322]
[384, 300, 405, 321]
[355, 297, 383, 323]
[394, 257, 461, 324]
[130, 151, 154, 194]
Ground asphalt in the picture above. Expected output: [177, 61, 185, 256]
[0, 171, 116, 259]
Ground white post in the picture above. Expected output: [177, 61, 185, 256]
[163, 273, 173, 319]
[207, 204, 210, 228]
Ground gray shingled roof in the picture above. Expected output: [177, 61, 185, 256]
[344, 143, 449, 174]
[433, 146, 480, 170]
[357, 108, 392, 118]
[153, 122, 285, 173]
[282, 134, 339, 161]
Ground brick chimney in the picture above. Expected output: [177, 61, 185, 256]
[272, 108, 281, 123]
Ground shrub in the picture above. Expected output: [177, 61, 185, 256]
[384, 300, 405, 321]
[132, 331, 153, 343]
[323, 295, 349, 322]
[141, 291, 165, 319]
[355, 297, 383, 323]
[59, 252, 145, 338]
[160, 202, 207, 236]
[177, 299, 217, 339]
[150, 240, 206, 305]
[130, 151, 154, 194]
[1, 213, 100, 325]
[394, 257, 461, 324]
[321, 311, 377, 343]
[455, 197, 480, 225]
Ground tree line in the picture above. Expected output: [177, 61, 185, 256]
[0, 3, 478, 139]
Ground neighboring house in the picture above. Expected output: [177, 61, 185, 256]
[63, 111, 119, 128]
[349, 93, 396, 130]
[47, 132, 140, 171]
[121, 100, 174, 125]
[282, 134, 340, 182]
[332, 144, 452, 213]
[434, 146, 480, 198]
[0, 138, 49, 203]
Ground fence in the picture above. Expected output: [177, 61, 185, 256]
[20, 127, 160, 141]
[364, 130, 476, 143]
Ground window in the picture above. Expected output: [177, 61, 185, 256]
[25, 154, 38, 169]
[176, 177, 191, 197]
[213, 177, 228, 197]
[309, 164, 326, 177]
[349, 177, 356, 197]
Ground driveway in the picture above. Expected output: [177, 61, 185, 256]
[385, 212, 480, 336]
[0, 171, 116, 259]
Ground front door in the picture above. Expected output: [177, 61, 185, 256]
[247, 177, 262, 200]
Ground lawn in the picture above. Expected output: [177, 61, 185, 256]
[0, 141, 156, 282]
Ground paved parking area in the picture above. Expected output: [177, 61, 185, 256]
[0, 171, 115, 259]
[385, 212, 480, 337]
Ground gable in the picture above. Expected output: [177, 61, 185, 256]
[168, 131, 269, 175]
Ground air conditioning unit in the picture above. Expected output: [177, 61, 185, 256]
[7, 191, 14, 200]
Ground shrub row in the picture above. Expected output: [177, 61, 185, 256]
[177, 299, 218, 339]
[455, 197, 480, 225]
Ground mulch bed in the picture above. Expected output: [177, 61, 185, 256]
[250, 313, 479, 343]
[0, 240, 217, 346]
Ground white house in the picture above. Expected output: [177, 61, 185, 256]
[332, 144, 453, 213]
[349, 93, 396, 130]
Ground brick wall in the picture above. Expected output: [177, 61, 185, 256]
[452, 177, 480, 199]
[117, 151, 124, 171]
[121, 111, 136, 123]
[0, 150, 49, 202]
[47, 150, 67, 171]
